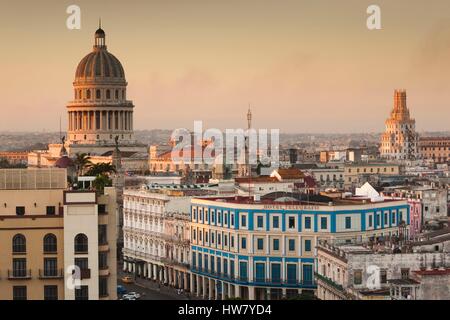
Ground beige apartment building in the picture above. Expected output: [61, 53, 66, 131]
[418, 137, 450, 164]
[0, 168, 117, 300]
[344, 163, 400, 190]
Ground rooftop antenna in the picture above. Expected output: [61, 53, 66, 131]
[99, 17, 102, 29]
[247, 104, 252, 203]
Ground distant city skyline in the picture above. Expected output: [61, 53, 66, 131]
[1, 0, 450, 133]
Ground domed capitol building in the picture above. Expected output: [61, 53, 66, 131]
[67, 26, 146, 155]
[28, 26, 148, 170]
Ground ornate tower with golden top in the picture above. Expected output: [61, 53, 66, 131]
[380, 90, 419, 160]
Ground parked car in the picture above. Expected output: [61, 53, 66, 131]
[126, 292, 141, 299]
[121, 294, 136, 300]
[117, 285, 127, 295]
[121, 276, 134, 284]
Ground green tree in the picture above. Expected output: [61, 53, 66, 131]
[92, 174, 112, 192]
[74, 153, 92, 176]
[84, 162, 116, 177]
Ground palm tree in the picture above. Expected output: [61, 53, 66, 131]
[74, 153, 92, 176]
[92, 174, 112, 192]
[84, 162, 116, 177]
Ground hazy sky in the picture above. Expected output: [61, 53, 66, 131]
[0, 0, 449, 133]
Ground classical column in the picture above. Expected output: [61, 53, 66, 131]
[209, 279, 214, 300]
[249, 286, 255, 300]
[202, 276, 207, 299]
[196, 275, 201, 297]
[235, 284, 240, 298]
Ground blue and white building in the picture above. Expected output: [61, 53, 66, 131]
[189, 193, 409, 299]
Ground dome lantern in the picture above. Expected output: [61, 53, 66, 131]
[94, 19, 106, 49]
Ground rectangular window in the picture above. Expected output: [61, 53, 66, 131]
[46, 206, 56, 215]
[98, 204, 107, 215]
[74, 258, 89, 271]
[320, 217, 328, 229]
[304, 217, 311, 229]
[43, 258, 58, 277]
[401, 268, 410, 280]
[288, 216, 295, 229]
[255, 263, 265, 282]
[273, 216, 280, 229]
[287, 264, 297, 284]
[13, 258, 27, 277]
[99, 277, 108, 297]
[44, 285, 58, 300]
[231, 213, 234, 227]
[223, 259, 228, 275]
[257, 216, 264, 228]
[345, 217, 352, 229]
[288, 239, 295, 251]
[304, 239, 311, 252]
[239, 261, 248, 281]
[16, 206, 25, 216]
[99, 252, 108, 269]
[368, 215, 373, 227]
[354, 270, 362, 285]
[271, 263, 281, 283]
[98, 225, 108, 245]
[13, 286, 27, 300]
[273, 238, 280, 251]
[380, 269, 387, 284]
[241, 237, 247, 249]
[241, 214, 247, 228]
[75, 286, 89, 300]
[257, 238, 264, 250]
[217, 257, 221, 274]
[224, 235, 228, 246]
[231, 236, 235, 248]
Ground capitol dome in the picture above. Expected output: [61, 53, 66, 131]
[74, 27, 126, 84]
[67, 25, 137, 150]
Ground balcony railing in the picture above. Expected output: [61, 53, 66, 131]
[315, 272, 344, 291]
[39, 269, 64, 279]
[190, 268, 315, 288]
[8, 269, 32, 280]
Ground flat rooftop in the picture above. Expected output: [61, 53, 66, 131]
[0, 168, 67, 190]
[194, 193, 405, 207]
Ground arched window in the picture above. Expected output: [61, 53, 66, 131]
[74, 234, 88, 253]
[12, 234, 26, 253]
[106, 89, 111, 99]
[43, 234, 57, 253]
[86, 89, 91, 99]
[96, 89, 101, 99]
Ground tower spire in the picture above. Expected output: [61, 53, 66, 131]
[247, 104, 252, 130]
